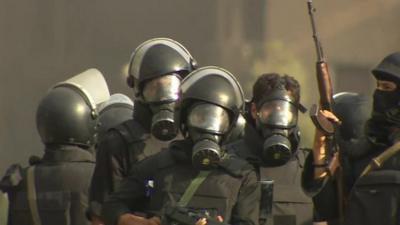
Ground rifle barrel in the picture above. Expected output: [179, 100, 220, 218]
[307, 0, 325, 62]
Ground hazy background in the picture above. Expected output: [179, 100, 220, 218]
[1, 0, 399, 173]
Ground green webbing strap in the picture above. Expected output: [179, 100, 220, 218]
[27, 166, 42, 225]
[178, 171, 211, 207]
[0, 191, 9, 225]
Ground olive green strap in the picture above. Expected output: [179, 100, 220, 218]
[178, 171, 211, 207]
[0, 191, 9, 225]
[27, 166, 42, 225]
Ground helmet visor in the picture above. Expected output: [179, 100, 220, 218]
[187, 103, 230, 134]
[257, 100, 298, 128]
[142, 75, 180, 103]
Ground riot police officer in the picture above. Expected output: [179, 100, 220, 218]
[88, 38, 197, 223]
[96, 93, 134, 143]
[101, 66, 260, 225]
[0, 68, 110, 225]
[226, 73, 313, 225]
[303, 51, 400, 225]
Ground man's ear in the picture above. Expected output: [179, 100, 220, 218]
[251, 102, 257, 120]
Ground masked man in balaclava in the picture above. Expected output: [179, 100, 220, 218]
[303, 52, 400, 225]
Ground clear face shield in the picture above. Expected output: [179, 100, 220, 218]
[186, 103, 231, 170]
[142, 75, 181, 103]
[187, 103, 230, 135]
[141, 75, 182, 141]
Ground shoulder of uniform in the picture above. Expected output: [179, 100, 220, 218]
[223, 139, 244, 153]
[297, 147, 312, 162]
[219, 153, 255, 178]
[0, 164, 24, 191]
[136, 148, 176, 172]
[110, 119, 150, 144]
[145, 139, 192, 170]
[223, 139, 258, 164]
[155, 149, 176, 169]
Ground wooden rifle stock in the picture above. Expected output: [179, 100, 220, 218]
[310, 61, 336, 135]
[316, 61, 333, 111]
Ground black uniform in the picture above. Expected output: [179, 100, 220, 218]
[227, 124, 312, 225]
[0, 145, 95, 225]
[88, 118, 168, 216]
[102, 139, 260, 225]
[302, 133, 400, 225]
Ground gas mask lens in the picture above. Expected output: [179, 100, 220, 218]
[257, 100, 297, 128]
[187, 103, 230, 134]
[142, 75, 181, 103]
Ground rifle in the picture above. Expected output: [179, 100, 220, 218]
[306, 0, 345, 223]
[163, 206, 227, 225]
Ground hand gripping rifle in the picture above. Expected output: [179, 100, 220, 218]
[163, 206, 227, 225]
[307, 0, 345, 223]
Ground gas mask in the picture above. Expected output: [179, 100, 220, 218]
[255, 92, 300, 166]
[142, 75, 181, 141]
[186, 103, 230, 170]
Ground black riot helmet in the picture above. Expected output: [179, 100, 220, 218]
[36, 68, 110, 148]
[333, 92, 370, 141]
[223, 113, 246, 144]
[127, 38, 197, 96]
[176, 66, 245, 170]
[372, 52, 400, 82]
[127, 38, 197, 141]
[97, 93, 134, 141]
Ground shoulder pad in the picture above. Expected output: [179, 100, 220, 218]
[156, 149, 177, 169]
[29, 155, 42, 165]
[0, 164, 23, 190]
[218, 154, 255, 178]
[223, 140, 259, 164]
[223, 139, 243, 154]
[135, 149, 176, 175]
[111, 119, 150, 144]
[297, 148, 311, 159]
[169, 139, 192, 161]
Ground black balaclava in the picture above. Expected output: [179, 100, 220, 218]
[367, 88, 400, 145]
[367, 78, 400, 145]
[368, 52, 400, 144]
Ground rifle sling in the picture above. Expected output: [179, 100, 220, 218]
[178, 171, 211, 207]
[27, 166, 42, 225]
[361, 142, 400, 177]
